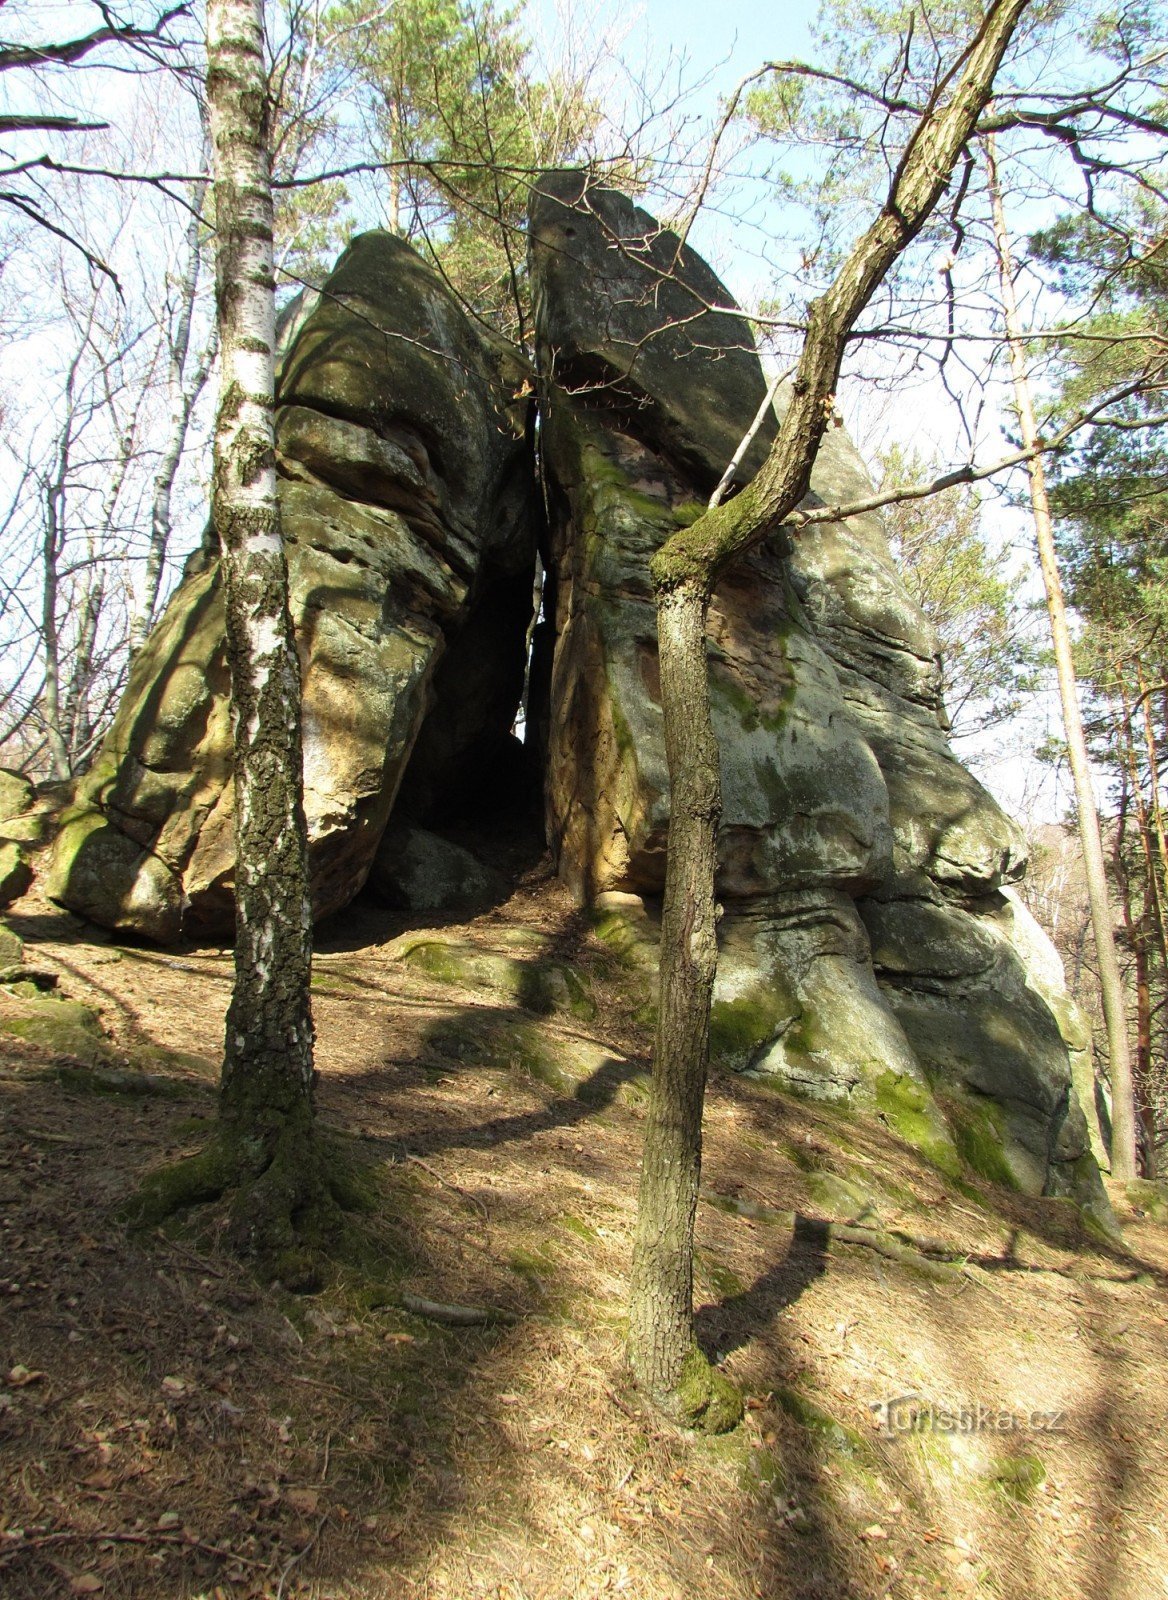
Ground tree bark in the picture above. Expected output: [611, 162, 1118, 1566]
[132, 181, 216, 655]
[625, 0, 1030, 1424]
[985, 133, 1138, 1183]
[627, 584, 738, 1430]
[207, 0, 317, 1234]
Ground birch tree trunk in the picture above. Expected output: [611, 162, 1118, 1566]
[131, 181, 216, 655]
[626, 0, 1030, 1427]
[985, 134, 1138, 1183]
[207, 0, 319, 1243]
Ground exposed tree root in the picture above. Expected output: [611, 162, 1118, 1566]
[398, 1292, 519, 1326]
[124, 1111, 374, 1290]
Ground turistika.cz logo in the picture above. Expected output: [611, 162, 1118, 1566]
[870, 1393, 1068, 1436]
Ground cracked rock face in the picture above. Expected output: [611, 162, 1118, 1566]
[529, 172, 1105, 1209]
[47, 232, 535, 941]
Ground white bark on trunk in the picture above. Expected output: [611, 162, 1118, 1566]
[132, 182, 217, 654]
[207, 0, 315, 1131]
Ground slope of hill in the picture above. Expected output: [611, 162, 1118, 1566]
[1, 858, 1166, 1600]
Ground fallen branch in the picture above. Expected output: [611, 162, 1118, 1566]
[828, 1223, 960, 1283]
[154, 1228, 226, 1279]
[399, 1291, 519, 1327]
[399, 1149, 489, 1220]
[704, 1193, 961, 1281]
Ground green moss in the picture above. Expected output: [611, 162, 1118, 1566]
[942, 1092, 1019, 1189]
[989, 1451, 1046, 1502]
[806, 1170, 877, 1221]
[403, 939, 594, 1021]
[777, 1005, 827, 1063]
[1126, 1178, 1168, 1223]
[709, 990, 790, 1069]
[710, 668, 762, 733]
[614, 1069, 652, 1107]
[0, 811, 54, 848]
[124, 1038, 217, 1079]
[558, 1214, 599, 1243]
[673, 1346, 744, 1434]
[701, 1257, 746, 1298]
[742, 1444, 784, 1493]
[56, 1064, 195, 1099]
[0, 994, 110, 1067]
[508, 1244, 558, 1299]
[709, 633, 795, 739]
[124, 1118, 377, 1289]
[591, 910, 643, 962]
[125, 1135, 240, 1228]
[874, 1071, 962, 1177]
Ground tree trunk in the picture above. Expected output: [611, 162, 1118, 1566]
[132, 182, 216, 655]
[625, 0, 1028, 1425]
[985, 133, 1138, 1183]
[205, 0, 319, 1258]
[627, 584, 740, 1431]
[1135, 656, 1168, 909]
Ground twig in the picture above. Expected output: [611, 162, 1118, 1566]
[398, 1150, 489, 1220]
[154, 1228, 226, 1278]
[0, 1529, 266, 1569]
[275, 1512, 328, 1600]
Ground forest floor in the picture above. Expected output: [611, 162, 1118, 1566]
[1, 841, 1167, 1600]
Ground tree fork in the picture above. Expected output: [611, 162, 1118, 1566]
[626, 0, 1030, 1425]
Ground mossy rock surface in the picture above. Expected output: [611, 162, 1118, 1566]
[805, 1170, 879, 1223]
[0, 841, 33, 908]
[1126, 1178, 1168, 1222]
[0, 767, 36, 825]
[941, 1090, 1022, 1191]
[0, 811, 55, 849]
[396, 934, 595, 1021]
[0, 991, 109, 1066]
[874, 1070, 962, 1177]
[0, 923, 23, 968]
[367, 823, 504, 916]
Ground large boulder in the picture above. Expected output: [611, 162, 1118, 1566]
[47, 233, 536, 941]
[529, 171, 1103, 1208]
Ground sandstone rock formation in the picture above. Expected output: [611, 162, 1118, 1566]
[528, 171, 1105, 1209]
[44, 186, 1105, 1212]
[47, 233, 535, 941]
